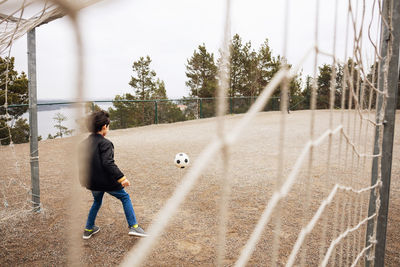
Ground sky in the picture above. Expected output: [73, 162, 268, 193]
[7, 0, 380, 101]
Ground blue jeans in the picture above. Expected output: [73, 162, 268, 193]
[85, 189, 138, 229]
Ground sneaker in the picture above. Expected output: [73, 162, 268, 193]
[83, 225, 100, 239]
[129, 225, 148, 237]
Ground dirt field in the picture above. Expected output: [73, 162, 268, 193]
[1, 110, 399, 266]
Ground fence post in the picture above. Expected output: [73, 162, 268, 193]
[196, 97, 200, 119]
[154, 101, 158, 124]
[365, 0, 400, 266]
[199, 98, 203, 118]
[27, 28, 40, 212]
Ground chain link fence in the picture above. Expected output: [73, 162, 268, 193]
[2, 96, 307, 141]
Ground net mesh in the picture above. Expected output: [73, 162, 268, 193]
[0, 0, 398, 266]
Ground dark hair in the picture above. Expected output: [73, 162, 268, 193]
[87, 110, 110, 133]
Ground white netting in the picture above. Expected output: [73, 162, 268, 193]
[120, 0, 393, 266]
[0, 0, 398, 266]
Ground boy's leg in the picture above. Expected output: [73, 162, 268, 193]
[85, 191, 105, 229]
[107, 189, 137, 227]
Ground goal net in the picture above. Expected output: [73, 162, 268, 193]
[0, 0, 398, 266]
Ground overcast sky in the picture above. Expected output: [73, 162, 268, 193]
[8, 0, 379, 101]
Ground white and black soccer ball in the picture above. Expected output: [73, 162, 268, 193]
[174, 153, 190, 168]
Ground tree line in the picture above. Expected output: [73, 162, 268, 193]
[107, 34, 384, 128]
[0, 33, 395, 144]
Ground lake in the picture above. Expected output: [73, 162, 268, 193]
[21, 102, 112, 139]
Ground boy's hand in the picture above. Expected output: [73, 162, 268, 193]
[121, 179, 130, 187]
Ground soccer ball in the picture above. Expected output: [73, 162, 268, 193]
[175, 153, 190, 168]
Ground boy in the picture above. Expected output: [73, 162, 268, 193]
[80, 110, 148, 239]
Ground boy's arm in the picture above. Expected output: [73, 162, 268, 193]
[99, 140, 124, 181]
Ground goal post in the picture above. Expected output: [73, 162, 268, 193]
[365, 0, 400, 266]
[27, 28, 40, 212]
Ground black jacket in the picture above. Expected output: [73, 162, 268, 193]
[80, 133, 124, 191]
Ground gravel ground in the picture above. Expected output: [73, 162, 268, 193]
[0, 110, 399, 266]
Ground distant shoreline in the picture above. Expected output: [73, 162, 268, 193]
[37, 99, 113, 112]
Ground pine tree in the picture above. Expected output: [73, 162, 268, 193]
[0, 56, 29, 145]
[53, 112, 73, 138]
[240, 41, 259, 97]
[228, 34, 245, 97]
[11, 118, 30, 143]
[185, 44, 218, 97]
[129, 56, 157, 100]
[317, 64, 332, 109]
[109, 93, 140, 129]
[317, 63, 345, 109]
[128, 56, 158, 125]
[110, 56, 185, 128]
[151, 79, 167, 100]
[256, 39, 275, 94]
